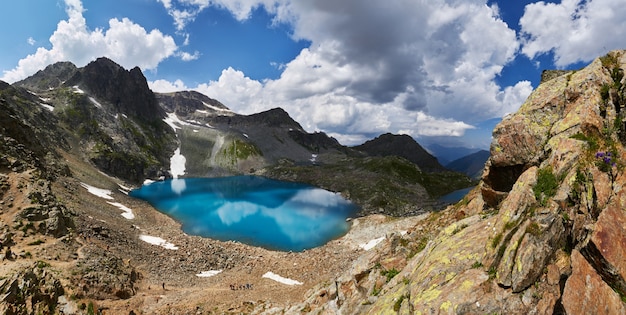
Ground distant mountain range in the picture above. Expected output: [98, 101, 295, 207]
[445, 149, 490, 180]
[426, 143, 484, 166]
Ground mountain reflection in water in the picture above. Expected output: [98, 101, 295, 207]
[129, 176, 358, 252]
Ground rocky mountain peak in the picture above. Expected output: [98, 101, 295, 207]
[66, 57, 164, 122]
[15, 61, 78, 92]
[156, 90, 231, 116]
[353, 132, 447, 172]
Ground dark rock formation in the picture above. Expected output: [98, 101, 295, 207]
[65, 57, 165, 122]
[353, 133, 447, 172]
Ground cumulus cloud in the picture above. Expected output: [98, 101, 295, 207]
[1, 0, 178, 83]
[520, 0, 626, 67]
[151, 0, 529, 145]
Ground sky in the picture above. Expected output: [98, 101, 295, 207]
[2, 0, 626, 150]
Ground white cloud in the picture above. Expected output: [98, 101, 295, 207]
[178, 50, 200, 61]
[149, 79, 189, 93]
[149, 0, 528, 145]
[1, 0, 178, 83]
[520, 0, 626, 67]
[27, 37, 36, 45]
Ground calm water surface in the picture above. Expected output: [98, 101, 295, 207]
[129, 176, 358, 252]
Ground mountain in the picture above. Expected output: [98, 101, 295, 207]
[446, 149, 490, 180]
[8, 50, 626, 314]
[427, 143, 482, 165]
[353, 133, 447, 172]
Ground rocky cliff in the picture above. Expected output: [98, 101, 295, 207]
[265, 50, 626, 314]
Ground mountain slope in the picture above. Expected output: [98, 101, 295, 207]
[446, 149, 490, 180]
[353, 133, 448, 172]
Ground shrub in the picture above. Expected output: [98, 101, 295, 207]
[534, 167, 558, 206]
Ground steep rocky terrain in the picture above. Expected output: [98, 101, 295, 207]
[261, 50, 626, 314]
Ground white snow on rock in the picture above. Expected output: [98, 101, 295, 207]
[196, 270, 223, 277]
[39, 103, 54, 111]
[88, 97, 103, 108]
[170, 148, 186, 179]
[262, 272, 303, 285]
[107, 202, 135, 219]
[202, 101, 232, 113]
[163, 112, 191, 131]
[139, 235, 179, 250]
[358, 236, 385, 251]
[72, 86, 85, 94]
[80, 183, 114, 200]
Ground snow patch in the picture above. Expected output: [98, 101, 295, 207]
[143, 179, 156, 185]
[310, 154, 318, 163]
[89, 97, 103, 108]
[193, 130, 199, 133]
[243, 133, 249, 138]
[39, 103, 54, 111]
[202, 101, 232, 113]
[72, 86, 84, 94]
[262, 272, 303, 286]
[359, 236, 385, 251]
[196, 270, 223, 277]
[80, 183, 114, 200]
[170, 148, 186, 178]
[139, 235, 179, 250]
[163, 112, 191, 131]
[107, 202, 135, 219]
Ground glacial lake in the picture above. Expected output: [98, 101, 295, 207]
[439, 186, 475, 204]
[129, 176, 358, 252]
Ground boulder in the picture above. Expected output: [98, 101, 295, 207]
[562, 250, 626, 314]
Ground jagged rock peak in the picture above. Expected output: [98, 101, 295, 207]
[15, 61, 78, 92]
[66, 57, 164, 122]
[156, 90, 231, 115]
[353, 133, 447, 172]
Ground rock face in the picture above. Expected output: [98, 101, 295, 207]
[66, 57, 165, 122]
[353, 133, 447, 172]
[271, 50, 626, 314]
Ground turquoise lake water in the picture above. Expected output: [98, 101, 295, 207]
[129, 176, 358, 252]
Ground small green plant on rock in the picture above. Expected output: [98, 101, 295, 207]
[533, 167, 558, 206]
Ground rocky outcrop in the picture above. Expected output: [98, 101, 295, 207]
[0, 262, 66, 315]
[66, 57, 165, 122]
[71, 246, 141, 300]
[271, 50, 626, 314]
[15, 61, 78, 92]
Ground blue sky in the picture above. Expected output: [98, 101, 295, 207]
[2, 0, 626, 149]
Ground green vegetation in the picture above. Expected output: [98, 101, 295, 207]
[533, 167, 558, 206]
[525, 222, 542, 237]
[28, 239, 45, 246]
[381, 268, 400, 282]
[266, 155, 473, 216]
[471, 261, 484, 269]
[393, 294, 406, 311]
[491, 232, 503, 249]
